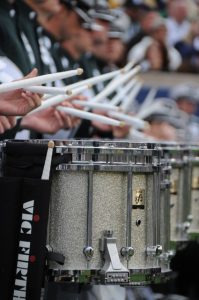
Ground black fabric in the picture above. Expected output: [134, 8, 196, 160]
[14, 1, 44, 74]
[13, 178, 52, 300]
[3, 140, 72, 178]
[170, 241, 199, 299]
[0, 177, 23, 300]
[0, 2, 32, 74]
[0, 119, 22, 141]
[0, 140, 71, 300]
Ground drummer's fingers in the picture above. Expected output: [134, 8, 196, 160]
[0, 116, 12, 133]
[24, 68, 38, 79]
[57, 110, 73, 128]
[62, 94, 87, 106]
[54, 110, 65, 128]
[7, 116, 17, 127]
[22, 91, 42, 107]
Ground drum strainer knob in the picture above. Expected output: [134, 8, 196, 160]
[83, 246, 94, 261]
[121, 247, 135, 259]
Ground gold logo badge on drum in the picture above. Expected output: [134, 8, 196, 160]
[132, 189, 145, 209]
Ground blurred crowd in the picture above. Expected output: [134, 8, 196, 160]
[0, 0, 199, 143]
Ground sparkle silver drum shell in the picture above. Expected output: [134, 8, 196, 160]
[47, 140, 164, 285]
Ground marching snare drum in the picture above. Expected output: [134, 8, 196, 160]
[47, 140, 164, 285]
[163, 144, 191, 247]
[188, 145, 199, 239]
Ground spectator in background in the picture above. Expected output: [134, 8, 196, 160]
[175, 18, 199, 72]
[104, 24, 126, 68]
[127, 15, 182, 71]
[124, 0, 158, 51]
[166, 0, 191, 46]
[171, 84, 199, 142]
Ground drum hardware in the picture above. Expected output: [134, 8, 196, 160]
[159, 250, 175, 263]
[126, 171, 132, 252]
[46, 245, 65, 266]
[99, 230, 129, 284]
[83, 247, 94, 261]
[120, 247, 135, 260]
[187, 214, 193, 223]
[84, 170, 94, 262]
[136, 219, 142, 226]
[146, 245, 163, 257]
[160, 179, 171, 190]
[176, 221, 191, 232]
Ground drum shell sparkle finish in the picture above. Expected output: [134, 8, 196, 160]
[47, 141, 164, 284]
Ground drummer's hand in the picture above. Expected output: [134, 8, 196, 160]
[0, 69, 42, 116]
[61, 94, 88, 127]
[20, 107, 74, 134]
[91, 110, 112, 132]
[112, 123, 131, 138]
[0, 115, 16, 134]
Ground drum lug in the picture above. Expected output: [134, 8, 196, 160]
[187, 214, 193, 223]
[99, 231, 129, 284]
[159, 250, 175, 262]
[83, 246, 94, 261]
[183, 221, 191, 231]
[120, 247, 135, 260]
[146, 245, 163, 257]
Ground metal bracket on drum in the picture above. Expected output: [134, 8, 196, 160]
[99, 231, 129, 284]
[177, 221, 191, 232]
[159, 250, 175, 263]
[146, 245, 163, 257]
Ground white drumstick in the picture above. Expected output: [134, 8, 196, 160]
[41, 140, 54, 180]
[0, 68, 83, 93]
[120, 81, 143, 113]
[65, 68, 125, 90]
[27, 85, 89, 115]
[24, 85, 72, 96]
[110, 78, 137, 106]
[72, 100, 119, 111]
[109, 111, 148, 129]
[90, 66, 141, 103]
[57, 106, 125, 127]
[123, 60, 136, 72]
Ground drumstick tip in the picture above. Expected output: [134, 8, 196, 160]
[77, 68, 84, 75]
[119, 121, 126, 127]
[48, 140, 55, 148]
[66, 89, 73, 96]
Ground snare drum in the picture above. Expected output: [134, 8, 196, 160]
[188, 145, 199, 239]
[163, 145, 191, 247]
[47, 140, 164, 285]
